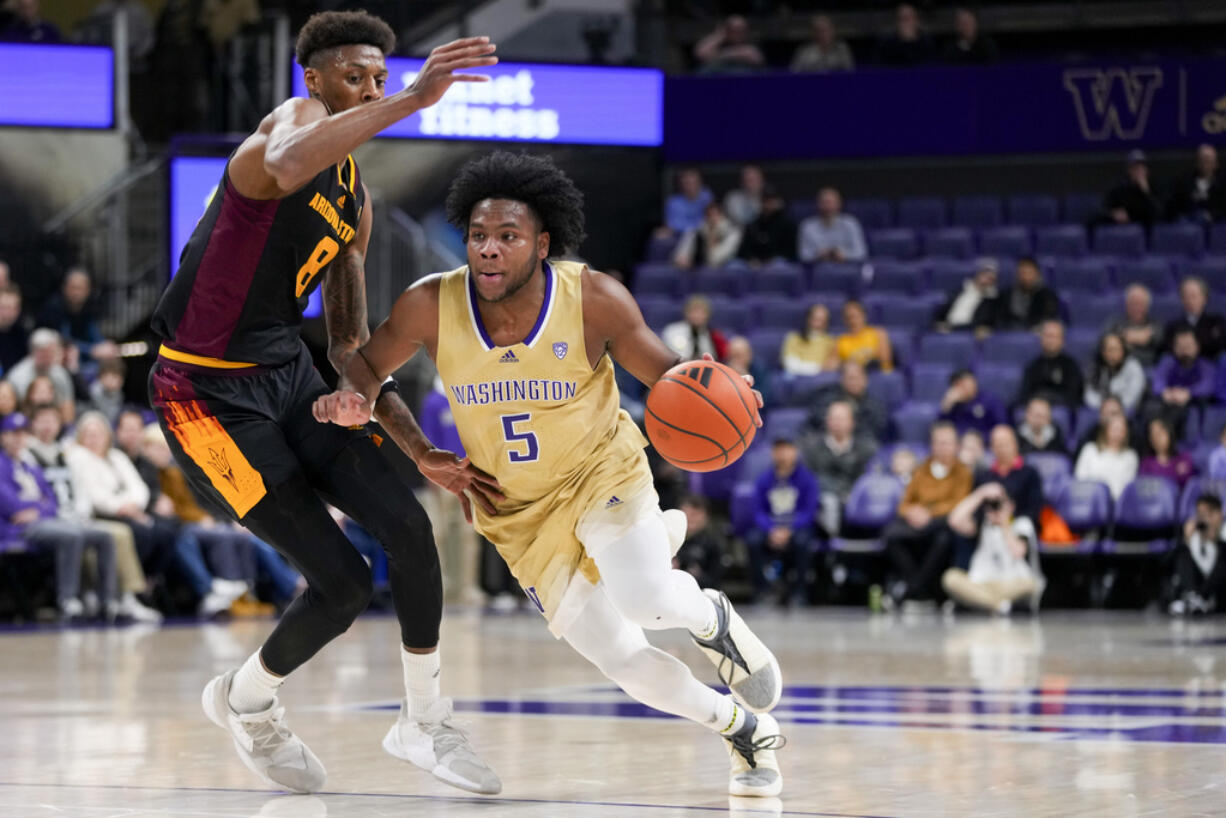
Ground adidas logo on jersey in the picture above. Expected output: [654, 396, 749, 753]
[499, 349, 519, 363]
[605, 495, 623, 508]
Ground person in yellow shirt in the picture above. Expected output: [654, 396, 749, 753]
[315, 152, 786, 798]
[836, 299, 893, 371]
[780, 303, 837, 375]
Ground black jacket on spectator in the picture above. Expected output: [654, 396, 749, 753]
[1163, 313, 1226, 359]
[807, 385, 890, 443]
[1020, 353, 1084, 410]
[875, 35, 935, 67]
[1017, 423, 1070, 457]
[37, 294, 102, 353]
[943, 35, 998, 65]
[674, 525, 726, 590]
[738, 209, 797, 263]
[995, 285, 1062, 330]
[1102, 181, 1160, 228]
[799, 432, 879, 501]
[974, 462, 1043, 525]
[0, 323, 29, 373]
[1165, 172, 1226, 224]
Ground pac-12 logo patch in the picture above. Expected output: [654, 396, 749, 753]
[524, 586, 545, 613]
[552, 342, 568, 360]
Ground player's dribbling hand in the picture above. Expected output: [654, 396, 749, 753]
[404, 37, 499, 109]
[416, 449, 506, 523]
[700, 352, 764, 428]
[312, 389, 372, 426]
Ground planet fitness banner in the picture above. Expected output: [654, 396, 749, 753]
[0, 44, 113, 128]
[291, 58, 663, 147]
[664, 58, 1226, 162]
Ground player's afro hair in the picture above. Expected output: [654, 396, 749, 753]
[295, 10, 395, 68]
[445, 152, 587, 257]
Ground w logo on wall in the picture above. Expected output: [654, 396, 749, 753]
[1063, 67, 1164, 141]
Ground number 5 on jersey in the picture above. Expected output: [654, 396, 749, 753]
[296, 236, 339, 297]
[500, 413, 539, 463]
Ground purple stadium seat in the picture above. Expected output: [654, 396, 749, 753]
[923, 227, 976, 259]
[897, 196, 947, 230]
[918, 332, 977, 368]
[1007, 194, 1060, 227]
[1026, 452, 1073, 504]
[975, 362, 1023, 404]
[1181, 257, 1226, 293]
[952, 195, 1003, 229]
[1201, 402, 1226, 441]
[708, 300, 751, 334]
[1036, 225, 1089, 258]
[1066, 294, 1117, 330]
[780, 373, 839, 407]
[645, 234, 680, 262]
[831, 474, 905, 550]
[1117, 258, 1175, 293]
[788, 199, 816, 223]
[747, 328, 788, 370]
[1210, 224, 1226, 254]
[763, 407, 808, 441]
[1152, 223, 1206, 257]
[868, 370, 908, 409]
[910, 362, 953, 403]
[872, 296, 934, 330]
[810, 261, 864, 294]
[739, 443, 774, 479]
[1073, 405, 1100, 440]
[980, 226, 1033, 258]
[844, 197, 894, 230]
[1064, 328, 1099, 367]
[693, 266, 745, 298]
[928, 259, 977, 294]
[1093, 224, 1146, 257]
[728, 482, 757, 535]
[886, 328, 914, 368]
[1043, 480, 1112, 552]
[1107, 477, 1179, 553]
[634, 263, 682, 297]
[751, 265, 804, 298]
[1050, 257, 1112, 292]
[979, 331, 1039, 364]
[868, 229, 920, 260]
[1149, 293, 1183, 324]
[869, 259, 926, 293]
[892, 402, 940, 443]
[1063, 193, 1104, 225]
[688, 460, 742, 504]
[638, 297, 679, 330]
[754, 297, 809, 330]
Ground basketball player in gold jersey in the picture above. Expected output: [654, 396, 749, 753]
[314, 152, 786, 797]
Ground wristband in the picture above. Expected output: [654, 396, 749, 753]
[377, 376, 400, 401]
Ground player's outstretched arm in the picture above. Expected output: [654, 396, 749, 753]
[322, 183, 373, 375]
[230, 37, 498, 199]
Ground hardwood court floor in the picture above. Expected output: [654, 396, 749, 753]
[0, 606, 1224, 817]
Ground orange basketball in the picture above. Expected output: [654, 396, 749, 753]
[645, 361, 758, 472]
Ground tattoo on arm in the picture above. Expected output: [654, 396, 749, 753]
[373, 391, 431, 461]
[323, 251, 370, 373]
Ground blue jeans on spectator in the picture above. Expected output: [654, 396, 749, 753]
[344, 519, 389, 589]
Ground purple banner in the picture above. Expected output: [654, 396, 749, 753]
[0, 44, 113, 129]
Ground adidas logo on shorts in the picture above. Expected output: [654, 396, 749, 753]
[499, 349, 519, 363]
[605, 495, 623, 508]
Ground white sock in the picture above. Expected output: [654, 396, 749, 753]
[712, 696, 747, 736]
[692, 597, 719, 641]
[228, 650, 284, 714]
[401, 647, 441, 720]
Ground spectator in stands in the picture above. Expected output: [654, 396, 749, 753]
[693, 15, 764, 74]
[1016, 396, 1070, 456]
[1019, 320, 1084, 411]
[0, 380, 16, 418]
[725, 335, 772, 407]
[737, 187, 797, 264]
[1168, 493, 1226, 615]
[942, 7, 998, 65]
[981, 425, 1043, 525]
[790, 14, 854, 73]
[24, 372, 73, 425]
[1152, 327, 1215, 434]
[1210, 424, 1226, 480]
[0, 286, 29, 373]
[836, 300, 893, 372]
[1109, 283, 1163, 367]
[996, 258, 1060, 331]
[939, 369, 1006, 437]
[1165, 144, 1225, 225]
[891, 446, 919, 485]
[875, 3, 934, 67]
[8, 329, 73, 414]
[1074, 415, 1137, 500]
[884, 422, 971, 604]
[1074, 395, 1131, 457]
[747, 437, 819, 606]
[673, 202, 742, 270]
[662, 294, 728, 362]
[88, 359, 126, 426]
[673, 494, 725, 591]
[1100, 150, 1160, 229]
[797, 187, 867, 263]
[664, 168, 713, 235]
[959, 429, 987, 471]
[1085, 331, 1146, 415]
[0, 412, 115, 620]
[1139, 417, 1196, 489]
[1165, 277, 1226, 359]
[800, 400, 877, 535]
[723, 164, 765, 227]
[781, 303, 837, 375]
[25, 402, 154, 622]
[934, 257, 998, 335]
[0, 0, 59, 42]
[809, 360, 889, 442]
[37, 268, 117, 366]
[0, 260, 9, 287]
[942, 483, 1037, 614]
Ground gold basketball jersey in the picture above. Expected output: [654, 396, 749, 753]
[434, 260, 651, 624]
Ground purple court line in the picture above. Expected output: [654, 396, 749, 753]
[0, 781, 893, 818]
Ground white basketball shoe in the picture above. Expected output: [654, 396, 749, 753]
[201, 670, 326, 793]
[693, 589, 784, 713]
[382, 698, 502, 794]
[725, 711, 786, 797]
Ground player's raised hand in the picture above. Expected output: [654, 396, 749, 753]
[404, 36, 499, 109]
[312, 389, 372, 426]
[701, 352, 764, 428]
[416, 449, 506, 521]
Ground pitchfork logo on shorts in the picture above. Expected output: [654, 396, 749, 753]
[206, 446, 239, 493]
[552, 341, 568, 360]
